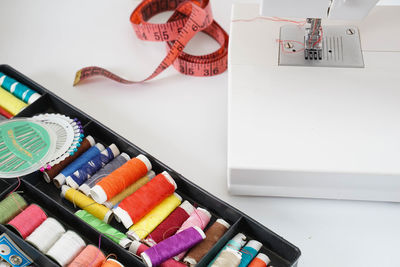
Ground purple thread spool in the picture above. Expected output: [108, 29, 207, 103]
[141, 226, 205, 267]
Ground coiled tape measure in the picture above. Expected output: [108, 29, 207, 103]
[0, 234, 32, 267]
[73, 0, 228, 85]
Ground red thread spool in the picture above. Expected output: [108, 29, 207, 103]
[7, 204, 47, 239]
[67, 245, 106, 267]
[113, 171, 176, 228]
[91, 155, 151, 204]
[145, 200, 194, 246]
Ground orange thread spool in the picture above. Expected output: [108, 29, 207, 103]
[91, 155, 151, 204]
[248, 253, 271, 267]
[68, 245, 106, 267]
[101, 259, 124, 267]
[113, 171, 176, 228]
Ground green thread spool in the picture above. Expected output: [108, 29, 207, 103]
[75, 210, 131, 248]
[0, 193, 27, 223]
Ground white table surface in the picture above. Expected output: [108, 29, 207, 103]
[1, 1, 399, 266]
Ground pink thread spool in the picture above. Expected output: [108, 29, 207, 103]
[7, 204, 47, 239]
[68, 245, 106, 267]
[174, 207, 211, 260]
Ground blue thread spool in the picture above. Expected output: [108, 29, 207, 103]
[66, 144, 120, 189]
[53, 143, 105, 188]
[238, 240, 262, 267]
[0, 72, 41, 104]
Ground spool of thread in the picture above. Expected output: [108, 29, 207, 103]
[129, 240, 186, 267]
[67, 244, 106, 267]
[0, 105, 13, 119]
[26, 217, 66, 253]
[248, 253, 271, 267]
[101, 259, 124, 267]
[54, 143, 105, 188]
[104, 171, 156, 209]
[91, 154, 152, 204]
[7, 204, 47, 239]
[127, 193, 182, 240]
[238, 240, 263, 267]
[43, 136, 95, 183]
[0, 87, 28, 116]
[174, 207, 212, 261]
[210, 247, 242, 267]
[0, 72, 41, 104]
[141, 227, 206, 267]
[208, 233, 247, 267]
[144, 200, 194, 246]
[184, 219, 231, 266]
[0, 193, 27, 224]
[79, 153, 131, 196]
[113, 171, 176, 228]
[66, 144, 120, 189]
[61, 185, 113, 223]
[46, 230, 86, 266]
[75, 210, 131, 248]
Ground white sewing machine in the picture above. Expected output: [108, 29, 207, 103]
[228, 0, 400, 201]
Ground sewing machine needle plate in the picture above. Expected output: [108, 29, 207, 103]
[279, 25, 364, 68]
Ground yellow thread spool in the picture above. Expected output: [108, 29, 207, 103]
[127, 193, 181, 240]
[0, 87, 28, 116]
[104, 171, 155, 209]
[61, 185, 112, 223]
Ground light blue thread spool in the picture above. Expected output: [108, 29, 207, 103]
[53, 143, 105, 188]
[78, 153, 131, 196]
[238, 240, 262, 267]
[208, 233, 247, 266]
[66, 144, 120, 189]
[0, 72, 41, 104]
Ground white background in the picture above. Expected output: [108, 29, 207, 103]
[1, 0, 399, 266]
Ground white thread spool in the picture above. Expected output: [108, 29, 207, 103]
[46, 230, 85, 266]
[26, 217, 66, 253]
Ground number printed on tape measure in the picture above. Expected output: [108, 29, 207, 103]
[73, 0, 228, 86]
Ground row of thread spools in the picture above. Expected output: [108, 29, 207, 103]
[0, 192, 123, 267]
[21, 132, 275, 267]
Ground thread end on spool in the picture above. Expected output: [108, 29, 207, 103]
[108, 144, 120, 157]
[197, 207, 211, 220]
[141, 252, 153, 267]
[66, 176, 79, 190]
[60, 185, 70, 198]
[126, 229, 140, 241]
[119, 238, 132, 249]
[86, 135, 95, 146]
[147, 170, 156, 179]
[95, 143, 105, 152]
[137, 154, 152, 171]
[246, 240, 263, 251]
[120, 152, 131, 161]
[173, 193, 182, 202]
[192, 226, 206, 239]
[113, 207, 133, 229]
[161, 171, 177, 190]
[128, 240, 143, 255]
[183, 257, 197, 266]
[216, 218, 231, 229]
[54, 174, 66, 188]
[256, 253, 271, 265]
[180, 201, 195, 216]
[90, 185, 107, 204]
[78, 184, 91, 196]
[103, 210, 113, 223]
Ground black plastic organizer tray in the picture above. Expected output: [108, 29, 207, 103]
[0, 64, 301, 267]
